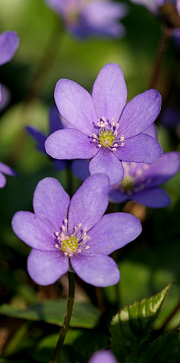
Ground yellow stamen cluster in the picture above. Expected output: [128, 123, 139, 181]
[99, 130, 115, 147]
[55, 219, 90, 257]
[61, 235, 79, 254]
[121, 176, 134, 192]
[92, 116, 124, 151]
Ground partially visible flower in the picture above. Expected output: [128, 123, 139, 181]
[130, 0, 157, 13]
[72, 125, 158, 182]
[0, 161, 17, 188]
[0, 31, 19, 103]
[26, 106, 68, 171]
[88, 350, 117, 363]
[45, 0, 127, 39]
[109, 152, 180, 208]
[0, 31, 19, 187]
[160, 106, 180, 128]
[45, 63, 162, 186]
[12, 174, 142, 286]
[130, 1, 180, 45]
[0, 85, 10, 112]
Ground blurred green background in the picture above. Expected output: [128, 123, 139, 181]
[0, 0, 180, 361]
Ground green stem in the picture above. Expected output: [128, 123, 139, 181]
[49, 271, 75, 363]
[95, 287, 105, 313]
[112, 251, 121, 309]
[25, 20, 64, 104]
[149, 26, 171, 89]
[160, 299, 180, 331]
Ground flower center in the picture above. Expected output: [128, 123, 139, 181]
[99, 130, 115, 147]
[92, 116, 124, 151]
[55, 219, 90, 257]
[66, 10, 79, 25]
[121, 176, 134, 192]
[61, 235, 79, 254]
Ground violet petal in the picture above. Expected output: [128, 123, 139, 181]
[88, 213, 142, 255]
[45, 129, 98, 160]
[0, 84, 2, 103]
[11, 211, 55, 251]
[89, 148, 124, 185]
[33, 177, 70, 231]
[71, 253, 120, 287]
[109, 189, 128, 203]
[131, 188, 171, 208]
[89, 350, 118, 363]
[49, 106, 63, 134]
[119, 90, 161, 138]
[54, 79, 97, 136]
[116, 133, 162, 163]
[139, 152, 180, 187]
[92, 63, 127, 123]
[68, 174, 109, 234]
[27, 249, 69, 285]
[71, 159, 90, 181]
[26, 126, 46, 153]
[0, 161, 17, 176]
[0, 172, 6, 188]
[0, 31, 19, 66]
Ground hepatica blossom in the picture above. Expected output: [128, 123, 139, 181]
[130, 0, 180, 15]
[26, 106, 68, 171]
[72, 125, 158, 182]
[89, 350, 117, 363]
[109, 152, 180, 208]
[0, 31, 19, 103]
[131, 0, 180, 43]
[45, 63, 163, 185]
[12, 174, 142, 287]
[0, 31, 19, 187]
[0, 161, 17, 188]
[45, 0, 127, 39]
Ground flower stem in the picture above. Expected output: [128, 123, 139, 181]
[149, 26, 171, 89]
[160, 299, 180, 331]
[49, 271, 75, 363]
[25, 20, 64, 104]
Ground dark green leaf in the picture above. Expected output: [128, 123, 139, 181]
[110, 284, 171, 362]
[34, 329, 108, 363]
[0, 300, 100, 329]
[138, 331, 179, 363]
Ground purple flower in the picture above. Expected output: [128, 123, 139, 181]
[131, 1, 180, 44]
[0, 161, 17, 188]
[0, 85, 10, 112]
[45, 63, 162, 186]
[12, 174, 142, 286]
[160, 106, 180, 129]
[45, 0, 127, 39]
[72, 125, 158, 182]
[130, 0, 157, 13]
[0, 31, 19, 103]
[26, 106, 68, 171]
[89, 350, 117, 363]
[109, 152, 180, 208]
[130, 0, 180, 15]
[0, 31, 19, 186]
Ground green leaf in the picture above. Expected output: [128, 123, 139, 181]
[138, 331, 179, 363]
[34, 329, 108, 363]
[110, 284, 171, 362]
[0, 300, 100, 329]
